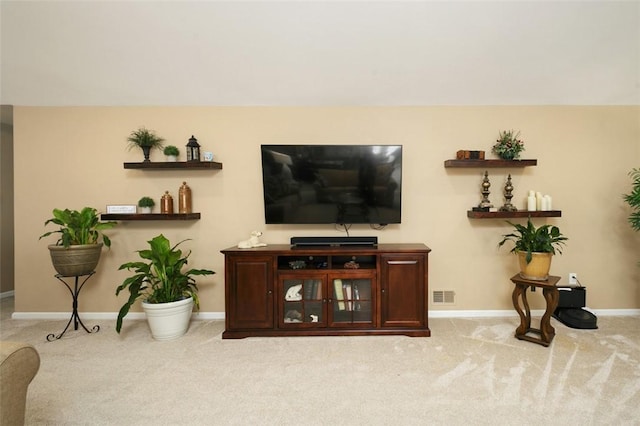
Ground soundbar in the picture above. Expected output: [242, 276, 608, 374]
[291, 236, 378, 247]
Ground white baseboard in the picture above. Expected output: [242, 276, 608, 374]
[430, 310, 520, 318]
[11, 311, 226, 321]
[429, 308, 640, 318]
[11, 309, 640, 321]
[587, 308, 640, 316]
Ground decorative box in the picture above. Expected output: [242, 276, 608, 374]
[456, 150, 485, 160]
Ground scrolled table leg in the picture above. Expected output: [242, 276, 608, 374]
[512, 284, 529, 336]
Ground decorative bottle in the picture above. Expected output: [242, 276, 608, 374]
[161, 191, 174, 214]
[178, 182, 192, 213]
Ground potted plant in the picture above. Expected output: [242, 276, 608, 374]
[163, 145, 180, 162]
[126, 127, 165, 162]
[624, 168, 640, 265]
[492, 130, 525, 160]
[39, 207, 117, 276]
[498, 217, 568, 281]
[624, 168, 640, 232]
[137, 196, 155, 214]
[115, 234, 215, 340]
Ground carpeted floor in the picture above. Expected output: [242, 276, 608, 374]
[2, 297, 640, 425]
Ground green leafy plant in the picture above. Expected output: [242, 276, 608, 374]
[137, 196, 155, 208]
[163, 145, 180, 156]
[498, 217, 568, 264]
[623, 168, 640, 232]
[492, 130, 525, 160]
[126, 127, 165, 150]
[115, 234, 215, 333]
[39, 207, 116, 248]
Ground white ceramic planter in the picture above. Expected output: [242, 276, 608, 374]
[139, 206, 152, 214]
[142, 297, 194, 341]
[166, 155, 177, 162]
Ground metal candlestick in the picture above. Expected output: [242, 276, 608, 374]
[499, 174, 518, 212]
[478, 171, 493, 209]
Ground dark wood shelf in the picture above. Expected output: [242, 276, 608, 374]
[444, 159, 537, 168]
[124, 161, 222, 170]
[467, 210, 561, 219]
[101, 213, 201, 221]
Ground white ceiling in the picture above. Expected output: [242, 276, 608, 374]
[1, 1, 638, 106]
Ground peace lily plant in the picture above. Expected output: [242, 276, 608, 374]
[498, 217, 568, 280]
[115, 234, 214, 338]
[40, 207, 117, 276]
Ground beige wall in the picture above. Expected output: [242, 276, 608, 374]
[13, 106, 640, 315]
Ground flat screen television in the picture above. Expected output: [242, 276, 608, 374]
[261, 145, 402, 224]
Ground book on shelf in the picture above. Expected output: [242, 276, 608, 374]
[343, 282, 352, 311]
[333, 279, 346, 310]
[353, 283, 360, 311]
[303, 280, 314, 300]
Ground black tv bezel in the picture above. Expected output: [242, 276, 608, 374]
[260, 144, 402, 225]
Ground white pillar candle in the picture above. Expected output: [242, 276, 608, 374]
[541, 197, 549, 211]
[545, 195, 552, 211]
[536, 192, 543, 211]
[527, 195, 537, 211]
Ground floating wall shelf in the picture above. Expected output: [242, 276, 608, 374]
[467, 210, 561, 219]
[101, 213, 201, 221]
[123, 162, 222, 170]
[444, 159, 537, 168]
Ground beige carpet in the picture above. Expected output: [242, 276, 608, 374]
[2, 297, 640, 425]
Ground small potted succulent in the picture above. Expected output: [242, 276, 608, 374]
[126, 127, 165, 162]
[492, 130, 525, 160]
[163, 145, 180, 162]
[137, 196, 155, 214]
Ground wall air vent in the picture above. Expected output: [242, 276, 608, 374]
[432, 290, 455, 305]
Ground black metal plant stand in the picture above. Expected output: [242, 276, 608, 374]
[46, 271, 100, 341]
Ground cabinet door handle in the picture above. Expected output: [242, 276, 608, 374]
[387, 260, 418, 265]
[267, 290, 273, 295]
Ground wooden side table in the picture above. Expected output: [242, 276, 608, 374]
[509, 274, 561, 347]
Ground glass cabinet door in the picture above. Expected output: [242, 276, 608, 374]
[329, 275, 374, 327]
[279, 276, 326, 327]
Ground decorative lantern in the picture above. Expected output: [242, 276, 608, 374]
[186, 135, 201, 162]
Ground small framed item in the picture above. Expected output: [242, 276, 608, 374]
[456, 150, 485, 160]
[106, 204, 137, 214]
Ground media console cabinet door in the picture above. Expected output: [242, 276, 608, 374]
[225, 255, 274, 330]
[380, 254, 427, 328]
[279, 273, 327, 328]
[328, 273, 375, 328]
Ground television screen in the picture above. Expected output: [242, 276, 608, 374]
[261, 145, 402, 224]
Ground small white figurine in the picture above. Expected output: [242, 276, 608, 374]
[237, 231, 268, 249]
[310, 314, 319, 323]
[285, 284, 303, 301]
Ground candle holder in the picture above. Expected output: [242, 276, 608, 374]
[186, 135, 201, 162]
[499, 174, 518, 212]
[478, 170, 493, 209]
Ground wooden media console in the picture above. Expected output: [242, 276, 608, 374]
[221, 243, 431, 339]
